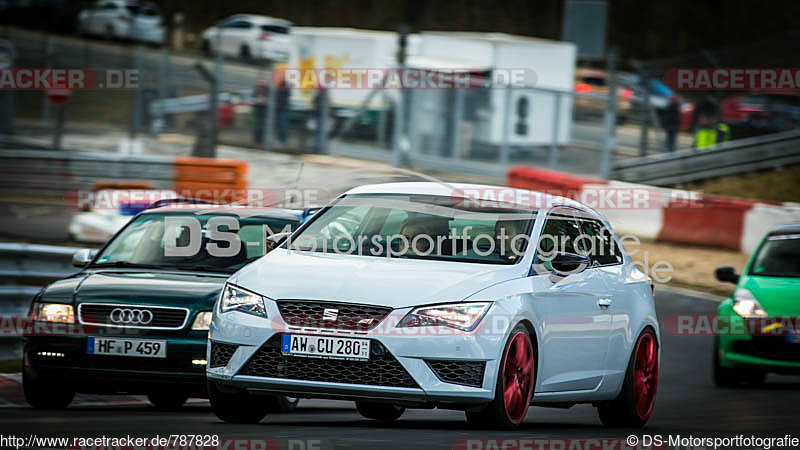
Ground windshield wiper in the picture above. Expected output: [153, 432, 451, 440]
[169, 264, 234, 273]
[89, 261, 164, 269]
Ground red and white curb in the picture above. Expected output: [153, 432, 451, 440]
[507, 166, 800, 253]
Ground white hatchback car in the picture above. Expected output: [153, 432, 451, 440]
[207, 182, 660, 428]
[77, 0, 165, 45]
[201, 14, 292, 62]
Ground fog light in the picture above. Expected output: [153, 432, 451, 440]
[192, 359, 207, 365]
[37, 351, 65, 357]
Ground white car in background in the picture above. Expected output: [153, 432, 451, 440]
[68, 189, 177, 243]
[201, 14, 292, 62]
[207, 182, 660, 428]
[77, 0, 165, 45]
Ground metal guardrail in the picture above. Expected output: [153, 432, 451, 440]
[0, 243, 82, 359]
[612, 130, 800, 185]
[0, 150, 175, 195]
[149, 89, 254, 115]
[0, 243, 81, 284]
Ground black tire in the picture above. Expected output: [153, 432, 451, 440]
[356, 401, 405, 422]
[202, 40, 212, 57]
[597, 328, 658, 428]
[266, 395, 299, 412]
[239, 45, 252, 63]
[147, 392, 188, 411]
[208, 381, 269, 424]
[465, 324, 536, 429]
[713, 337, 766, 387]
[23, 369, 75, 410]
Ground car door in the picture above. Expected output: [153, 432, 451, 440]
[96, 1, 118, 36]
[529, 207, 612, 392]
[576, 213, 632, 374]
[86, 2, 106, 35]
[221, 19, 252, 56]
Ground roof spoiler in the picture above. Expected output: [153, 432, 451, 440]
[146, 197, 221, 210]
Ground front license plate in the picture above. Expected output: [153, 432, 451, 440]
[87, 337, 167, 358]
[281, 334, 370, 361]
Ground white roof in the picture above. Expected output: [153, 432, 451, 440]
[422, 31, 572, 47]
[344, 182, 583, 210]
[227, 14, 291, 26]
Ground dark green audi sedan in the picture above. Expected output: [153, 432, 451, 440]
[23, 203, 305, 410]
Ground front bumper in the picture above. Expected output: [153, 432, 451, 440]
[717, 306, 800, 373]
[207, 304, 513, 408]
[24, 332, 208, 395]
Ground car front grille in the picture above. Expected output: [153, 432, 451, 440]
[210, 342, 238, 368]
[426, 360, 486, 387]
[78, 303, 188, 329]
[733, 337, 800, 362]
[277, 300, 392, 331]
[238, 335, 419, 388]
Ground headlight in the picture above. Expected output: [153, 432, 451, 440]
[397, 302, 491, 331]
[732, 289, 767, 318]
[31, 303, 74, 324]
[191, 311, 213, 330]
[220, 284, 267, 317]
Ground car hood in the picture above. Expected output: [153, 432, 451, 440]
[742, 275, 800, 316]
[231, 249, 525, 309]
[43, 270, 228, 309]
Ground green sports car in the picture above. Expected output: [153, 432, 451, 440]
[714, 223, 800, 386]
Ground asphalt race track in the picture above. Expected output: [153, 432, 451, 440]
[2, 288, 800, 450]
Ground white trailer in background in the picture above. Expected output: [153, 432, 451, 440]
[287, 27, 418, 125]
[408, 32, 576, 151]
[287, 28, 575, 153]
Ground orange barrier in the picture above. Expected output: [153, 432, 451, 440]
[174, 157, 248, 203]
[657, 195, 755, 251]
[94, 181, 154, 190]
[506, 166, 606, 201]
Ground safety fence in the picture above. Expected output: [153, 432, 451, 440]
[0, 150, 248, 200]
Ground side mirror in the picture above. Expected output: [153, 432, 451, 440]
[265, 232, 291, 253]
[72, 248, 97, 268]
[715, 266, 740, 284]
[548, 252, 592, 277]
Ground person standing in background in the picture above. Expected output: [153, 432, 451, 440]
[312, 85, 330, 153]
[275, 75, 291, 146]
[663, 94, 680, 152]
[252, 74, 269, 145]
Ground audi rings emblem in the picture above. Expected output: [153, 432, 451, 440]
[109, 308, 154, 325]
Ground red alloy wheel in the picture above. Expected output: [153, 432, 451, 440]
[632, 332, 659, 420]
[501, 331, 535, 424]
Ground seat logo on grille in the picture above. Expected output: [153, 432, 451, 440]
[109, 308, 154, 325]
[322, 308, 338, 321]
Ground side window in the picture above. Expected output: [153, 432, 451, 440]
[377, 208, 409, 238]
[536, 208, 583, 261]
[577, 217, 623, 266]
[225, 20, 252, 29]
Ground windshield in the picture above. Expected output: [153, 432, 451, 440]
[749, 233, 800, 278]
[92, 213, 297, 273]
[288, 194, 536, 265]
